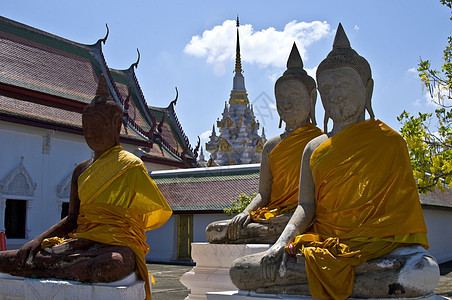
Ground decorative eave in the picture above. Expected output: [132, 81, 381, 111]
[165, 96, 195, 158]
[114, 50, 157, 130]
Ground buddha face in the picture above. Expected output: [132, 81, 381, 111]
[317, 67, 366, 123]
[275, 79, 311, 128]
[82, 110, 121, 153]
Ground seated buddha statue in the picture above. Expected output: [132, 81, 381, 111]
[0, 74, 172, 300]
[206, 42, 323, 244]
[229, 24, 439, 299]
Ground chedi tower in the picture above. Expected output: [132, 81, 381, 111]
[205, 17, 266, 166]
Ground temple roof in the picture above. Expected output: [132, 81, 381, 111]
[150, 164, 260, 212]
[0, 16, 197, 167]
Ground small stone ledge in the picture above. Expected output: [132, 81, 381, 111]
[0, 272, 146, 300]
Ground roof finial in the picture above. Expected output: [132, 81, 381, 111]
[100, 24, 109, 45]
[235, 17, 242, 74]
[170, 87, 178, 107]
[236, 15, 239, 27]
[132, 48, 140, 69]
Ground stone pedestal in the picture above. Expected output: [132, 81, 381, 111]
[205, 291, 446, 300]
[0, 271, 147, 300]
[179, 243, 271, 300]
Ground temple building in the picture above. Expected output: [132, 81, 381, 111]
[205, 18, 266, 166]
[0, 16, 197, 250]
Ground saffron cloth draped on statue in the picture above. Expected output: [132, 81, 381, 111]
[250, 123, 322, 221]
[69, 145, 172, 300]
[287, 119, 428, 300]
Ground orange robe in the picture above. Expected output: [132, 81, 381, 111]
[287, 119, 428, 300]
[250, 123, 322, 221]
[69, 145, 172, 300]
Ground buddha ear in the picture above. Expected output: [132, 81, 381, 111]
[113, 113, 123, 133]
[323, 113, 329, 133]
[365, 78, 375, 119]
[310, 88, 317, 125]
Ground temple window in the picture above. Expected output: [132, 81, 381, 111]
[0, 157, 36, 240]
[57, 171, 72, 220]
[4, 199, 27, 239]
[61, 202, 69, 220]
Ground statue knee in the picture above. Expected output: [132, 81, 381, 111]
[206, 220, 230, 243]
[86, 248, 135, 282]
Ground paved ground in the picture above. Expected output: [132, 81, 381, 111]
[147, 263, 192, 300]
[147, 261, 452, 300]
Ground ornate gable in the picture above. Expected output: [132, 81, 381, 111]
[0, 157, 36, 197]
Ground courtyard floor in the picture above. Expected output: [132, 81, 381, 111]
[147, 260, 452, 299]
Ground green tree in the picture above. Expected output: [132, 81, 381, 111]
[223, 193, 257, 215]
[398, 0, 452, 194]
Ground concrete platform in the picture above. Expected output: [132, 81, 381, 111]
[205, 291, 447, 300]
[150, 261, 452, 300]
[0, 271, 145, 300]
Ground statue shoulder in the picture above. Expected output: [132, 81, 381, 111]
[304, 134, 329, 156]
[262, 135, 283, 156]
[72, 159, 92, 183]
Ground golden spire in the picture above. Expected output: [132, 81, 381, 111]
[235, 15, 242, 74]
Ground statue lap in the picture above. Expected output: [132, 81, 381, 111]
[0, 239, 135, 283]
[206, 214, 291, 244]
[230, 245, 440, 298]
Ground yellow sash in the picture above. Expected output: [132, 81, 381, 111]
[287, 119, 428, 300]
[250, 123, 322, 221]
[70, 145, 172, 300]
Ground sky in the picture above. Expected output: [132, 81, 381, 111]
[2, 1, 451, 159]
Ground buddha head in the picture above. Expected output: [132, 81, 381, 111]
[275, 42, 317, 130]
[316, 23, 374, 131]
[82, 74, 123, 153]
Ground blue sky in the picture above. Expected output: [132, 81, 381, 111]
[2, 1, 451, 158]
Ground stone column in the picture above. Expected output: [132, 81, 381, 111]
[179, 243, 270, 300]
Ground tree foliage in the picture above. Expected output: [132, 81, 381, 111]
[223, 193, 257, 216]
[398, 0, 452, 194]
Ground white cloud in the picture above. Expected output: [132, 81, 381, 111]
[411, 87, 452, 109]
[407, 67, 417, 74]
[354, 25, 360, 31]
[199, 130, 212, 140]
[184, 20, 332, 75]
[424, 87, 452, 107]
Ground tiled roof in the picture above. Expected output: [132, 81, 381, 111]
[0, 21, 99, 104]
[0, 16, 196, 166]
[150, 164, 452, 213]
[420, 187, 452, 209]
[151, 164, 260, 212]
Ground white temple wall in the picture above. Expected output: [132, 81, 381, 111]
[0, 121, 92, 250]
[193, 213, 225, 242]
[145, 215, 177, 262]
[422, 207, 452, 263]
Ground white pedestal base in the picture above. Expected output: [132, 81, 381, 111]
[179, 243, 271, 300]
[0, 271, 147, 300]
[206, 291, 446, 300]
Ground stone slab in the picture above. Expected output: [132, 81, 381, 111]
[0, 271, 147, 300]
[206, 291, 449, 300]
[179, 243, 271, 300]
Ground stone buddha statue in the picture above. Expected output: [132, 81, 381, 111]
[206, 42, 323, 244]
[229, 24, 439, 299]
[0, 74, 172, 300]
